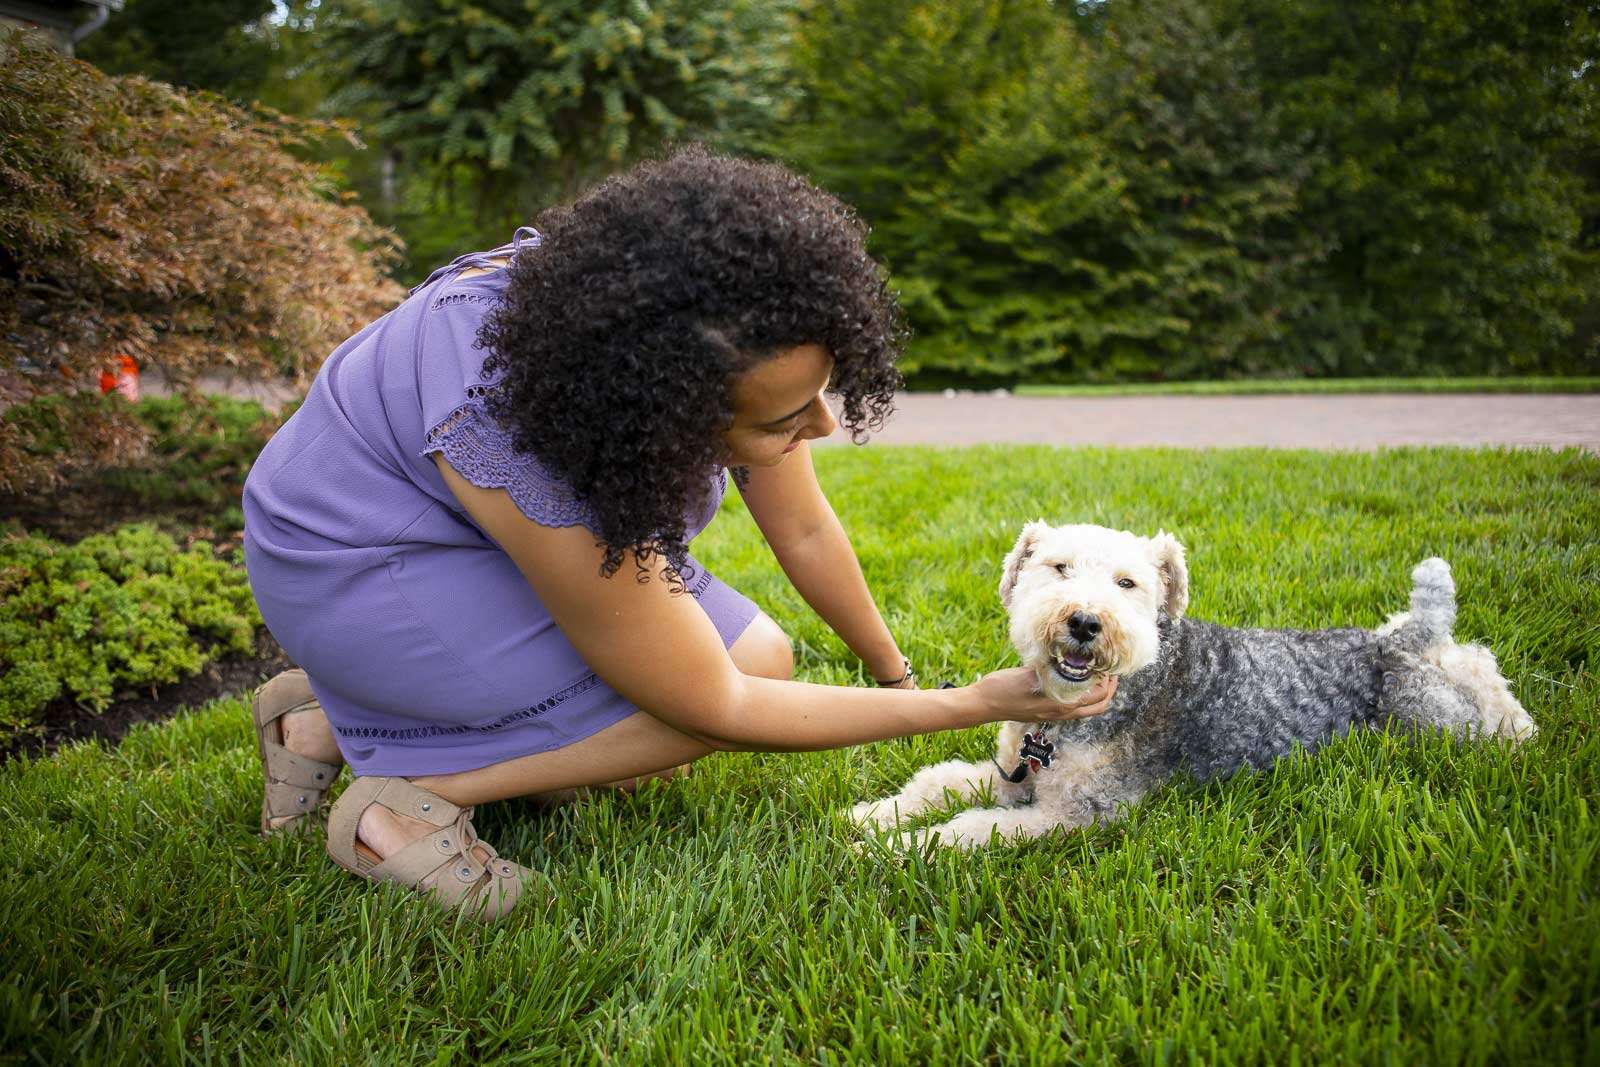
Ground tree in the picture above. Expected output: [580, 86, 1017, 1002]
[775, 0, 1138, 380]
[0, 29, 404, 495]
[776, 0, 1314, 381]
[75, 0, 277, 101]
[316, 0, 797, 227]
[1088, 0, 1325, 379]
[1216, 0, 1600, 374]
[779, 0, 1597, 380]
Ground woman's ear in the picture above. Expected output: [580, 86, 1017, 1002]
[1147, 531, 1189, 619]
[999, 521, 1050, 609]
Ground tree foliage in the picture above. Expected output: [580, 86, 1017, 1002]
[75, 0, 276, 101]
[778, 0, 1598, 380]
[1215, 0, 1599, 376]
[776, 0, 1312, 381]
[1092, 0, 1325, 379]
[317, 0, 796, 219]
[776, 0, 1126, 378]
[0, 30, 403, 493]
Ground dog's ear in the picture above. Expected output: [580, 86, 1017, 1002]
[1147, 531, 1189, 618]
[999, 521, 1050, 609]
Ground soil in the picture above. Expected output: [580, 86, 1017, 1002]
[3, 626, 294, 763]
[0, 479, 247, 554]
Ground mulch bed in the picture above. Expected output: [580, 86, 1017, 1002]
[3, 625, 294, 765]
[0, 484, 246, 555]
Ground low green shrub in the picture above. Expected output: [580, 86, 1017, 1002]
[0, 523, 260, 743]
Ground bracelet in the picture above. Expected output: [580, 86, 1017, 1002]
[874, 657, 915, 687]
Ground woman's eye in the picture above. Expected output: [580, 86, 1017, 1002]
[1117, 577, 1137, 589]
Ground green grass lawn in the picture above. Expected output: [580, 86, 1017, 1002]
[2, 446, 1596, 1063]
[1012, 375, 1600, 397]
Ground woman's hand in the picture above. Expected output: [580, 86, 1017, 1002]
[972, 667, 1118, 724]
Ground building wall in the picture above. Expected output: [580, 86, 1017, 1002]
[1, 7, 87, 55]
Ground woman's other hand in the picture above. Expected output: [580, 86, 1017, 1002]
[973, 667, 1118, 723]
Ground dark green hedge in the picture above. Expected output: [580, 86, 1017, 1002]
[774, 0, 1599, 383]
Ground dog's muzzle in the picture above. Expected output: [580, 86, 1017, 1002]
[1051, 652, 1094, 684]
[1050, 609, 1108, 683]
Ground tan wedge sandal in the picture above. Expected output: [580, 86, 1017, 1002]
[325, 777, 534, 923]
[252, 668, 343, 836]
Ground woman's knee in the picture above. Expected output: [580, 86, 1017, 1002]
[730, 612, 793, 681]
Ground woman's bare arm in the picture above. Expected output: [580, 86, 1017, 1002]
[433, 454, 1113, 751]
[737, 442, 907, 682]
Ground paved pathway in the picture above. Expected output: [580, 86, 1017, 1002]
[147, 372, 1598, 452]
[813, 392, 1600, 452]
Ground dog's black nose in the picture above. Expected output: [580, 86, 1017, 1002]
[1068, 611, 1102, 642]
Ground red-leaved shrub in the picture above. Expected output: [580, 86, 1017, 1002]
[0, 29, 404, 494]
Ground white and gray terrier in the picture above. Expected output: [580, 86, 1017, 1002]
[850, 522, 1535, 850]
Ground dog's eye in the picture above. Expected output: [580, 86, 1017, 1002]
[1054, 564, 1071, 577]
[1116, 577, 1137, 589]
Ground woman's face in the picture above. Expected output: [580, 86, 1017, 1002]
[720, 342, 839, 467]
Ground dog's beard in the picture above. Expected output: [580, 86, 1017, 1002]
[1034, 655, 1106, 706]
[1011, 592, 1158, 712]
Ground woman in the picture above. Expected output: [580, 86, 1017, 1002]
[243, 147, 1115, 921]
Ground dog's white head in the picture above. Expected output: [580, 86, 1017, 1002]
[999, 522, 1189, 705]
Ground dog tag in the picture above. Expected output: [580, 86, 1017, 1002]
[1020, 730, 1055, 772]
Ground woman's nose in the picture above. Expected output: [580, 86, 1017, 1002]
[802, 396, 838, 440]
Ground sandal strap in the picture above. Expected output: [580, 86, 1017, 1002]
[366, 776, 465, 827]
[257, 694, 319, 725]
[371, 815, 480, 886]
[266, 779, 327, 817]
[326, 776, 466, 869]
[261, 741, 339, 791]
[252, 669, 320, 728]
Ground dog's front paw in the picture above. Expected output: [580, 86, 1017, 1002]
[1498, 706, 1537, 743]
[846, 798, 898, 830]
[891, 825, 972, 853]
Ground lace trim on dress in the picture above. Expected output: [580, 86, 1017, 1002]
[420, 386, 600, 533]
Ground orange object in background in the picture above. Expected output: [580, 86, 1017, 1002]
[98, 354, 140, 402]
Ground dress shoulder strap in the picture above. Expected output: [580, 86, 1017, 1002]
[408, 226, 542, 296]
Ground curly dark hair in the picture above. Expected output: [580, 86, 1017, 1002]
[477, 145, 906, 587]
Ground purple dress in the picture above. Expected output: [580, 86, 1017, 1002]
[242, 229, 758, 777]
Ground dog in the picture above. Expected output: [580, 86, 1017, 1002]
[849, 522, 1535, 850]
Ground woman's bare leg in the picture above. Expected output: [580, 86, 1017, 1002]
[356, 612, 793, 858]
[278, 704, 342, 767]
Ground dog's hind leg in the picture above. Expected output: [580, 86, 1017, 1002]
[1431, 641, 1536, 741]
[848, 759, 1026, 831]
[1380, 651, 1494, 740]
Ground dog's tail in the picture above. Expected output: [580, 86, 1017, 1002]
[1382, 557, 1456, 653]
